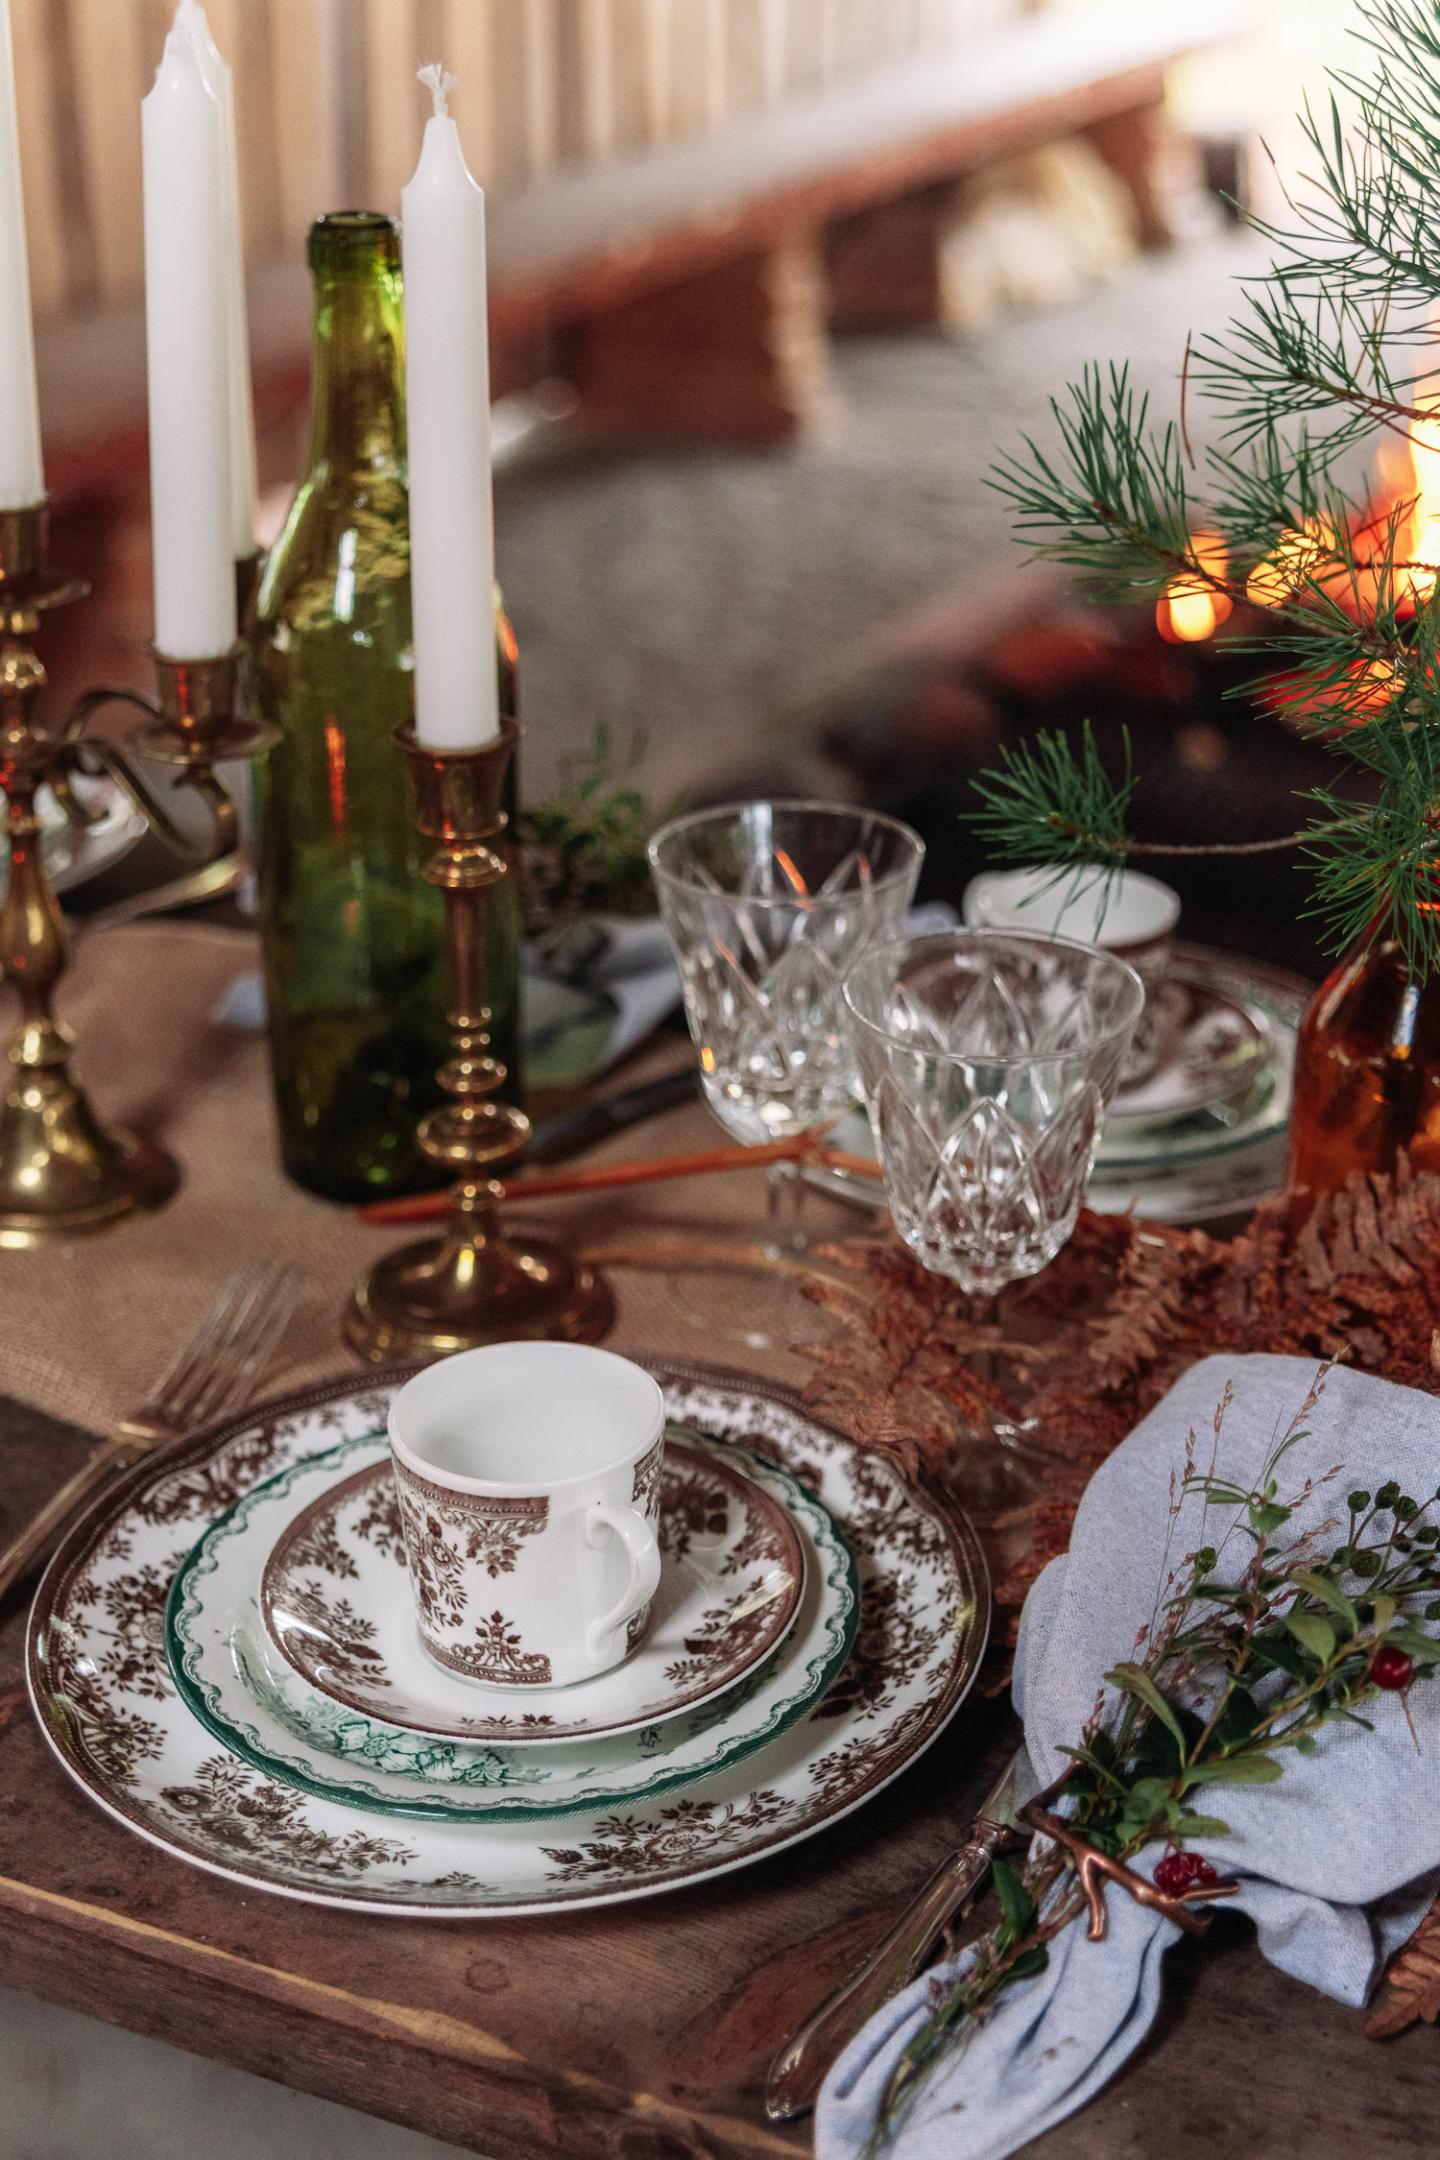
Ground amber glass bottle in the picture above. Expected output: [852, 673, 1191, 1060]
[251, 213, 520, 1202]
[1287, 936, 1440, 1206]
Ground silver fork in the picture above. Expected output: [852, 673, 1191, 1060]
[0, 1259, 301, 1602]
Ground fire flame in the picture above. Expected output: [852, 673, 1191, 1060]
[1377, 383, 1440, 603]
[1156, 531, 1233, 643]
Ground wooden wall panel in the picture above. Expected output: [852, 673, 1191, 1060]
[521, 0, 561, 178]
[726, 0, 771, 119]
[786, 0, 838, 94]
[606, 0, 658, 155]
[270, 0, 345, 249]
[213, 0, 282, 259]
[443, 0, 499, 189]
[68, 0, 147, 300]
[10, 0, 72, 311]
[364, 0, 419, 214]
[570, 0, 617, 165]
[667, 0, 727, 138]
[12, 0, 1034, 315]
[489, 0, 535, 188]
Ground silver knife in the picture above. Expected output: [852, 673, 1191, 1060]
[765, 1745, 1029, 2123]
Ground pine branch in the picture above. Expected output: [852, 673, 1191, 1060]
[974, 0, 1440, 977]
[967, 723, 1134, 869]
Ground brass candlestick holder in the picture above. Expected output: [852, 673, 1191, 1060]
[345, 719, 611, 1363]
[0, 499, 275, 1245]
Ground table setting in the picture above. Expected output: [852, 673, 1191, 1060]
[9, 4, 1440, 2159]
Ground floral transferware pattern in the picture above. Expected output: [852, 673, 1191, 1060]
[430, 1609, 553, 1687]
[260, 1430, 804, 1743]
[392, 1459, 549, 1606]
[30, 1364, 987, 1916]
[169, 1427, 854, 1822]
[625, 1435, 666, 1647]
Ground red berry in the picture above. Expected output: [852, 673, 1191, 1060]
[1371, 1645, 1415, 1691]
[1190, 1856, 1218, 1885]
[1153, 1852, 1198, 1896]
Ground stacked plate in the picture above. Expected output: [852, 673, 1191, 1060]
[1085, 945, 1308, 1227]
[28, 1361, 988, 1916]
[806, 945, 1310, 1231]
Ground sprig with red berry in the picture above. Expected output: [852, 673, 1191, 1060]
[871, 1371, 1440, 2154]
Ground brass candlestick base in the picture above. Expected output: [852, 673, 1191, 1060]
[345, 720, 611, 1363]
[0, 500, 276, 1244]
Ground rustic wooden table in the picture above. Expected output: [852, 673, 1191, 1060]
[4, 1388, 1439, 2160]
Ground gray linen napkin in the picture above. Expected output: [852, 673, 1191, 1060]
[818, 1353, 1440, 2160]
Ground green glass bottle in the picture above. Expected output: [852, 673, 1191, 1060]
[252, 212, 521, 1203]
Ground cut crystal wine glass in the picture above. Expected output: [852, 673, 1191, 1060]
[649, 800, 924, 1342]
[843, 928, 1144, 1476]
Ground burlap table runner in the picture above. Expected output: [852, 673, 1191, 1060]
[0, 922, 861, 1434]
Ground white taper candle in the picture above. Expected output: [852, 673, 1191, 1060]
[0, 0, 43, 508]
[402, 66, 500, 750]
[142, 21, 236, 657]
[177, 0, 258, 560]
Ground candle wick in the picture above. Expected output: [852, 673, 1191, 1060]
[417, 63, 458, 121]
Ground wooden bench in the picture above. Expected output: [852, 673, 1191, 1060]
[485, 0, 1248, 443]
[36, 1, 1248, 483]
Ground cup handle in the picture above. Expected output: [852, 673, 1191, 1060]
[585, 1502, 662, 1661]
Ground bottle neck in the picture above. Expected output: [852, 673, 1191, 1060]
[304, 220, 406, 488]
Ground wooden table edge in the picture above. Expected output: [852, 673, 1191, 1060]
[0, 1872, 806, 2160]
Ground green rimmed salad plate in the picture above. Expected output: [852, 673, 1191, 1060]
[166, 1425, 857, 1821]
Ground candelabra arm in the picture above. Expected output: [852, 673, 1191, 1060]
[62, 657, 265, 869]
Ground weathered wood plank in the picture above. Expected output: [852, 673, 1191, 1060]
[785, 0, 838, 95]
[520, 0, 561, 180]
[363, 0, 419, 214]
[10, 0, 72, 313]
[67, 0, 148, 300]
[270, 0, 345, 250]
[668, 0, 729, 142]
[571, 0, 617, 167]
[442, 0, 499, 190]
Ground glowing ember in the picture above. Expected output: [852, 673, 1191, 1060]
[1157, 531, 1233, 643]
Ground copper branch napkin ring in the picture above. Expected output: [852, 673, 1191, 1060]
[1018, 1798, 1239, 1941]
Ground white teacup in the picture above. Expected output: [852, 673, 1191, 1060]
[387, 1342, 665, 1691]
[962, 865, 1180, 1078]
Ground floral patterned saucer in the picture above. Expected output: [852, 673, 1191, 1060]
[1103, 968, 1271, 1125]
[167, 1428, 855, 1821]
[258, 1427, 805, 1744]
[27, 1363, 989, 1917]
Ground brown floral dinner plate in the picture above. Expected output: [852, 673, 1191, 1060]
[259, 1426, 807, 1744]
[27, 1362, 989, 1917]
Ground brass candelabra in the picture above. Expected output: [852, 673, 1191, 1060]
[345, 718, 611, 1363]
[0, 499, 275, 1244]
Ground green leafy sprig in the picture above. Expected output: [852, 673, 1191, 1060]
[970, 0, 1440, 978]
[518, 719, 672, 937]
[873, 1368, 1440, 2154]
